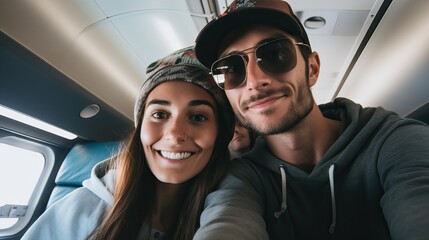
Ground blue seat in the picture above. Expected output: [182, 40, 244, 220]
[46, 141, 120, 208]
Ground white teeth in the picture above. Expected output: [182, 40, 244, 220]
[160, 151, 192, 160]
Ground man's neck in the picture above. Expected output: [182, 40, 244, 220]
[265, 104, 342, 173]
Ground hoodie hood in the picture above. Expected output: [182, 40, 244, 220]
[241, 97, 397, 231]
[82, 158, 116, 206]
[244, 98, 394, 177]
[195, 97, 429, 239]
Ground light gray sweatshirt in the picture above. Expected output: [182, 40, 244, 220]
[22, 159, 166, 240]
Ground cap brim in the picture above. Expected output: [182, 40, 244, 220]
[195, 8, 304, 69]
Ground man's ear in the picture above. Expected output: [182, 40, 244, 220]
[308, 51, 321, 87]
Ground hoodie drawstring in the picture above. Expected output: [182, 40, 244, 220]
[274, 165, 287, 218]
[273, 163, 337, 233]
[328, 164, 336, 234]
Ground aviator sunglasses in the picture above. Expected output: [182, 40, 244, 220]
[210, 38, 310, 90]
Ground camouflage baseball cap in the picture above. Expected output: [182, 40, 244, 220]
[134, 46, 234, 131]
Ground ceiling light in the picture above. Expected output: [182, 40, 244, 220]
[80, 104, 100, 119]
[304, 16, 326, 29]
[0, 105, 78, 140]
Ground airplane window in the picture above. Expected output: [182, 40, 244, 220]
[0, 143, 44, 229]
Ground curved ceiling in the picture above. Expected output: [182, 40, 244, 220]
[1, 0, 429, 143]
[0, 0, 212, 119]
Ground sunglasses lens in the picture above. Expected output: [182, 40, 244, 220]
[211, 39, 301, 90]
[256, 39, 297, 74]
[211, 55, 246, 90]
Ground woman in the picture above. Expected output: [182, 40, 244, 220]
[22, 46, 235, 240]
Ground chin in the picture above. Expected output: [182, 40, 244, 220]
[158, 174, 194, 184]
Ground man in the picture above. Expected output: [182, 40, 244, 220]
[229, 119, 255, 159]
[193, 0, 429, 239]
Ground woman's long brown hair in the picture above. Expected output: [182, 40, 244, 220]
[88, 92, 233, 240]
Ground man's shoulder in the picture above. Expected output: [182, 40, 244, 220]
[230, 156, 259, 170]
[227, 154, 273, 183]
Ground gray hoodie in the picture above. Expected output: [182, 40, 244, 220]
[22, 159, 166, 240]
[194, 98, 429, 240]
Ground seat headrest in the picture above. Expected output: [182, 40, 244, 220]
[55, 141, 120, 186]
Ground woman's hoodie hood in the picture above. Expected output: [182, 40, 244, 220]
[82, 158, 117, 206]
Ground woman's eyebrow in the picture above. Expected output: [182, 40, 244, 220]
[147, 99, 214, 111]
[146, 99, 170, 107]
[189, 100, 215, 112]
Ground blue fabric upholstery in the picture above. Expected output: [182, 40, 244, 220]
[46, 141, 120, 208]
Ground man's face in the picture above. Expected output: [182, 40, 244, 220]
[229, 122, 251, 153]
[219, 25, 319, 136]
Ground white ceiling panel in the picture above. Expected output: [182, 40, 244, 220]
[337, 0, 429, 116]
[60, 20, 146, 118]
[94, 0, 192, 17]
[288, 0, 378, 11]
[110, 11, 199, 66]
[0, 0, 106, 68]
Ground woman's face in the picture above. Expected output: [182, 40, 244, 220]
[141, 81, 218, 184]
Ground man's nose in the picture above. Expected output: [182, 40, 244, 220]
[245, 54, 272, 91]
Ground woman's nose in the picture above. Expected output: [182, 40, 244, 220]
[164, 118, 187, 143]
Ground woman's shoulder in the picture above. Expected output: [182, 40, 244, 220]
[22, 187, 108, 240]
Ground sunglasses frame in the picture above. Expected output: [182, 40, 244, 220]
[211, 38, 310, 90]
